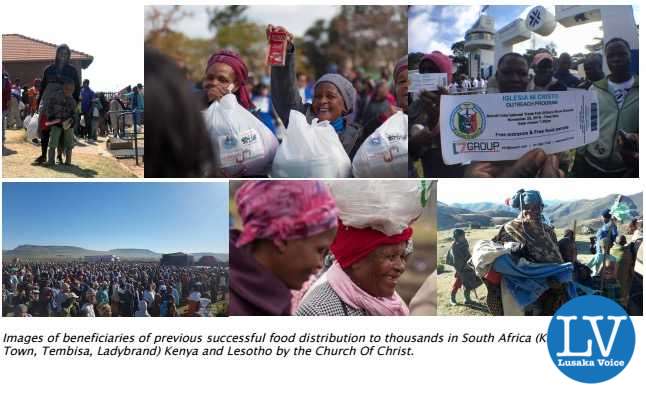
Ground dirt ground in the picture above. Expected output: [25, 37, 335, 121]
[2, 128, 143, 178]
[437, 226, 595, 316]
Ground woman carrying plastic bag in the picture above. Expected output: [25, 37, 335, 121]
[203, 50, 278, 177]
[267, 25, 364, 159]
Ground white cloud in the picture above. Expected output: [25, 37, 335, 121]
[409, 5, 480, 55]
[439, 179, 642, 204]
[411, 5, 636, 58]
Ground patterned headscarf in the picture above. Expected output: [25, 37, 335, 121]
[235, 181, 339, 247]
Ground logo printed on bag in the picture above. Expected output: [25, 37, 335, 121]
[369, 135, 383, 145]
[240, 130, 258, 145]
[449, 102, 486, 139]
[547, 295, 635, 383]
[223, 136, 238, 149]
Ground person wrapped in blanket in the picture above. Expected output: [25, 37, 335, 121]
[483, 189, 575, 316]
[45, 76, 77, 166]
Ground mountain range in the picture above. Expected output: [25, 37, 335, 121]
[2, 245, 228, 262]
[439, 193, 642, 230]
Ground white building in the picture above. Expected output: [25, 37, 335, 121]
[464, 15, 496, 79]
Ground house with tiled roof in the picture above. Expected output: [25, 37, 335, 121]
[2, 34, 93, 85]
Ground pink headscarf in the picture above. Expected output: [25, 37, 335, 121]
[421, 51, 454, 84]
[235, 181, 339, 247]
[206, 50, 254, 110]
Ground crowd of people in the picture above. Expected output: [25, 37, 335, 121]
[2, 44, 144, 167]
[446, 189, 643, 316]
[146, 24, 407, 178]
[2, 261, 228, 317]
[409, 38, 638, 178]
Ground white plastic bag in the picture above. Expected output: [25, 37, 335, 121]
[327, 179, 430, 235]
[271, 110, 351, 178]
[205, 94, 278, 177]
[26, 114, 39, 141]
[352, 111, 408, 178]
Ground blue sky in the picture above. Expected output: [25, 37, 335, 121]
[438, 179, 642, 205]
[409, 5, 639, 56]
[2, 182, 229, 253]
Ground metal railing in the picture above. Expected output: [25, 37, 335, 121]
[107, 109, 144, 166]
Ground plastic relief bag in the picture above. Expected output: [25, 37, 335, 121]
[352, 111, 408, 178]
[271, 110, 351, 178]
[205, 94, 278, 177]
[26, 114, 39, 141]
[326, 179, 430, 235]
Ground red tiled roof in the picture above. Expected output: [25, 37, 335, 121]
[2, 34, 93, 67]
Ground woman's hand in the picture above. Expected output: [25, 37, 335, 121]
[205, 83, 233, 103]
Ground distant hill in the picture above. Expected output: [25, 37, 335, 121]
[452, 202, 516, 214]
[3, 245, 227, 261]
[107, 249, 160, 259]
[438, 203, 494, 230]
[3, 245, 105, 258]
[439, 192, 642, 231]
[544, 193, 642, 228]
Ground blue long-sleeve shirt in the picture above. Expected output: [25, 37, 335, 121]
[80, 86, 95, 113]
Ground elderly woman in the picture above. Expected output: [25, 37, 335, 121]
[485, 189, 569, 315]
[203, 50, 254, 111]
[230, 180, 339, 316]
[296, 222, 413, 316]
[267, 25, 363, 158]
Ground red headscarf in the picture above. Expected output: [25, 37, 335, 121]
[206, 50, 254, 110]
[331, 220, 413, 269]
[421, 51, 453, 84]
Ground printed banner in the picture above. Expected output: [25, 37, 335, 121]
[439, 90, 599, 165]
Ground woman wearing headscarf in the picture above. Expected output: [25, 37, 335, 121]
[267, 25, 363, 158]
[34, 44, 80, 165]
[360, 55, 409, 139]
[203, 50, 254, 111]
[484, 189, 569, 316]
[296, 222, 413, 316]
[408, 51, 464, 178]
[230, 180, 339, 316]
